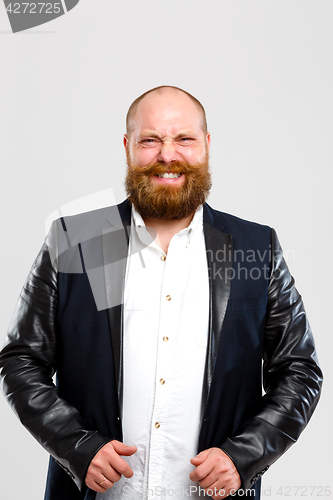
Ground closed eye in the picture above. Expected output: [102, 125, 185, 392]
[139, 138, 161, 147]
[178, 137, 195, 144]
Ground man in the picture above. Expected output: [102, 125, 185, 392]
[0, 86, 322, 500]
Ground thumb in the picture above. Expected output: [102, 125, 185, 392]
[190, 449, 210, 465]
[111, 440, 137, 456]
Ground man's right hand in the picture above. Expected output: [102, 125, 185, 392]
[85, 440, 137, 492]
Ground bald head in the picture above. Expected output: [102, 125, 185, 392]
[126, 86, 207, 137]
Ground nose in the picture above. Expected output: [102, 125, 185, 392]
[158, 140, 178, 164]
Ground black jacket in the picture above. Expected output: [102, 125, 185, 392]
[0, 199, 323, 500]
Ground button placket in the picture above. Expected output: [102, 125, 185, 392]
[147, 250, 175, 498]
[125, 206, 207, 500]
[147, 228, 195, 500]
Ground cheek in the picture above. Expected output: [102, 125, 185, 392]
[133, 148, 158, 167]
[180, 148, 205, 163]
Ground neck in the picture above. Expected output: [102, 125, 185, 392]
[141, 212, 195, 254]
[142, 212, 195, 233]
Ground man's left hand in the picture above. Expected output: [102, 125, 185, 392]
[190, 448, 241, 499]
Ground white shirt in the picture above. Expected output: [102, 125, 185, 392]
[97, 204, 209, 500]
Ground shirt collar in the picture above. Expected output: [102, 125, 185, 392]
[131, 205, 146, 229]
[130, 204, 203, 235]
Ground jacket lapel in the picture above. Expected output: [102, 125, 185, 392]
[203, 204, 233, 401]
[102, 200, 131, 412]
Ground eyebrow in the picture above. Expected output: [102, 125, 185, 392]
[138, 130, 197, 139]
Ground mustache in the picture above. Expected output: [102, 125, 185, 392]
[128, 160, 207, 176]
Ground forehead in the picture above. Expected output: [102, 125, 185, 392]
[131, 90, 203, 136]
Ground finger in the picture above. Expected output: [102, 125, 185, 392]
[107, 451, 134, 479]
[85, 463, 120, 488]
[86, 469, 115, 491]
[100, 468, 122, 484]
[85, 474, 114, 493]
[111, 440, 137, 456]
[119, 445, 137, 457]
[95, 475, 115, 492]
[189, 461, 214, 482]
[206, 478, 241, 500]
[198, 470, 220, 489]
[202, 480, 228, 500]
[190, 449, 210, 466]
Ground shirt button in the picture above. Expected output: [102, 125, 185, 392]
[166, 295, 171, 301]
[161, 255, 166, 261]
[163, 336, 169, 342]
[155, 422, 160, 429]
[159, 378, 165, 385]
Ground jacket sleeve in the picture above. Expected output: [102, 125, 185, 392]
[0, 223, 112, 491]
[220, 228, 323, 490]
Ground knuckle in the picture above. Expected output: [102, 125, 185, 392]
[93, 460, 103, 470]
[114, 472, 122, 482]
[118, 465, 127, 475]
[110, 472, 120, 483]
[220, 463, 229, 473]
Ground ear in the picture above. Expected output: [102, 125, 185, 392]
[123, 134, 129, 152]
[206, 132, 211, 152]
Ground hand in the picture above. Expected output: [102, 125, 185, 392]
[85, 439, 137, 492]
[190, 448, 241, 499]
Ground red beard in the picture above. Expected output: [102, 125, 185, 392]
[125, 153, 212, 221]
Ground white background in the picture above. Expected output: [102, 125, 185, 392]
[0, 1, 332, 499]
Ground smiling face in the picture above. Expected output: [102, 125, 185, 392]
[124, 88, 212, 221]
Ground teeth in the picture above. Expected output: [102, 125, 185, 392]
[156, 173, 182, 179]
